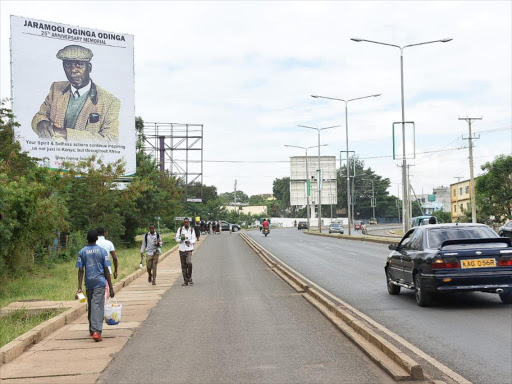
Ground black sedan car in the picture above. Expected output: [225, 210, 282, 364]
[385, 223, 512, 307]
[297, 221, 308, 230]
[499, 220, 512, 240]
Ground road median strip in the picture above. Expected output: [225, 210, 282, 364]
[240, 232, 422, 381]
[304, 230, 399, 244]
[0, 244, 179, 366]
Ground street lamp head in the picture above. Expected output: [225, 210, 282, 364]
[351, 37, 364, 42]
[440, 38, 453, 43]
[311, 95, 319, 98]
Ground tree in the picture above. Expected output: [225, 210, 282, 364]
[476, 155, 512, 222]
[338, 157, 399, 220]
[248, 194, 273, 205]
[272, 177, 290, 212]
[218, 191, 249, 205]
[435, 211, 452, 223]
[0, 103, 68, 272]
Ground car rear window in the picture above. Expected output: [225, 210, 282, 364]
[427, 226, 499, 249]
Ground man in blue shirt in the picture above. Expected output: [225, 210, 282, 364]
[76, 229, 115, 342]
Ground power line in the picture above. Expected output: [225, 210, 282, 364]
[167, 145, 468, 164]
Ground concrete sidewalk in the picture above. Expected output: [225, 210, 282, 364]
[0, 237, 206, 384]
[97, 234, 395, 384]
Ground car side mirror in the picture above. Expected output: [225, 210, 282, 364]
[388, 244, 398, 251]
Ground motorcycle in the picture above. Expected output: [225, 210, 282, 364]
[263, 227, 270, 237]
[361, 225, 368, 235]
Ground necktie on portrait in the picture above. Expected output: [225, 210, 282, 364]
[74, 90, 80, 99]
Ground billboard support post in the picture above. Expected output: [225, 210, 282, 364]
[143, 122, 204, 201]
[159, 136, 165, 173]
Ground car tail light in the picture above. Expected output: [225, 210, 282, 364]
[498, 257, 512, 266]
[432, 258, 460, 269]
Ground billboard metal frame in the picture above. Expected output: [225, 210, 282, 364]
[142, 122, 203, 201]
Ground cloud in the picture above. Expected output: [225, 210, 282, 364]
[1, 0, 510, 196]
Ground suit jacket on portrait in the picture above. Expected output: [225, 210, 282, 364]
[32, 81, 120, 142]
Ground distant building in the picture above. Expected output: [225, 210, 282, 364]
[422, 201, 444, 215]
[450, 179, 473, 222]
[411, 186, 451, 213]
[433, 186, 450, 212]
[411, 193, 433, 204]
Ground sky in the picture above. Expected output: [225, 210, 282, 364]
[1, 0, 511, 198]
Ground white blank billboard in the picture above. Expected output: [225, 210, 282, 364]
[289, 156, 337, 206]
[10, 16, 136, 175]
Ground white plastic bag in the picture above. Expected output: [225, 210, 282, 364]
[104, 297, 122, 325]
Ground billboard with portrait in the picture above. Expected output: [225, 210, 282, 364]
[10, 16, 135, 175]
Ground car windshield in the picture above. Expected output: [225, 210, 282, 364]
[427, 226, 499, 249]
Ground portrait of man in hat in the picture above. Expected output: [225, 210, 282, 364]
[31, 44, 120, 142]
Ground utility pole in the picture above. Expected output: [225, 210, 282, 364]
[407, 164, 415, 222]
[459, 117, 482, 223]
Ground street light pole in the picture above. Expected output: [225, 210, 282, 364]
[311, 93, 381, 235]
[351, 37, 452, 232]
[317, 129, 321, 231]
[284, 144, 328, 231]
[298, 125, 339, 233]
[400, 50, 408, 231]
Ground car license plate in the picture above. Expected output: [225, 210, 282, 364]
[461, 258, 496, 269]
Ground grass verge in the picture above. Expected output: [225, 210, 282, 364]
[0, 308, 66, 347]
[0, 233, 177, 309]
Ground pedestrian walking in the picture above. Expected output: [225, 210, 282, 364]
[96, 227, 118, 301]
[176, 218, 197, 286]
[76, 229, 114, 342]
[194, 220, 201, 241]
[140, 224, 162, 285]
[96, 227, 118, 279]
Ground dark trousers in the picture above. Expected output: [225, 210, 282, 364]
[86, 286, 105, 335]
[179, 250, 193, 282]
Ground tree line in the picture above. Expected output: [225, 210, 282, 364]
[0, 108, 182, 274]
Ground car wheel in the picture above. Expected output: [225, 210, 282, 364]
[414, 273, 433, 307]
[386, 268, 400, 295]
[499, 290, 512, 304]
[233, 227, 239, 232]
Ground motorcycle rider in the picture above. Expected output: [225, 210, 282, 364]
[262, 218, 270, 234]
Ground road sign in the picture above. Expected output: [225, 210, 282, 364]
[187, 198, 203, 203]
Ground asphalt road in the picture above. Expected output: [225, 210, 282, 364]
[98, 234, 395, 384]
[247, 228, 512, 384]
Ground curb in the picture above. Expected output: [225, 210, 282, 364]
[0, 244, 179, 366]
[240, 232, 423, 381]
[304, 230, 399, 245]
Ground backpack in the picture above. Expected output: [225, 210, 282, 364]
[145, 232, 160, 247]
[178, 227, 193, 238]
